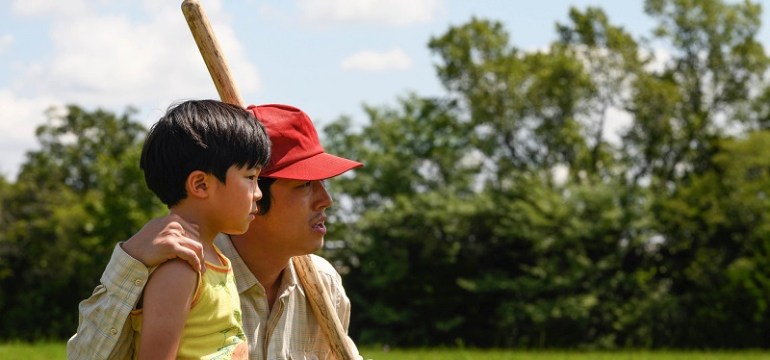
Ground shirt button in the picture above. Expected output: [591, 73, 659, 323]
[110, 328, 118, 335]
[134, 279, 143, 286]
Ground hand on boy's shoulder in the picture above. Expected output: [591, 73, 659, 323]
[123, 214, 206, 273]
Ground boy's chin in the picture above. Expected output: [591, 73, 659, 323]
[225, 223, 251, 236]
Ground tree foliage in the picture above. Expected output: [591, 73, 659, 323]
[323, 0, 770, 349]
[0, 105, 163, 339]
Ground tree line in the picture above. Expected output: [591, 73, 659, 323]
[1, 0, 769, 349]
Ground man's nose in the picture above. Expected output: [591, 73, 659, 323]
[314, 181, 333, 209]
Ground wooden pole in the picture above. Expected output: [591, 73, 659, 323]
[292, 254, 358, 360]
[181, 0, 243, 107]
[180, 1, 357, 359]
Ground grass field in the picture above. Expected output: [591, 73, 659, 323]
[0, 342, 66, 360]
[360, 348, 770, 359]
[2, 342, 768, 360]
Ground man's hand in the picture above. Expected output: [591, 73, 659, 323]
[121, 214, 205, 272]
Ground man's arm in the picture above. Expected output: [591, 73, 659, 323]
[66, 243, 150, 360]
[66, 215, 203, 360]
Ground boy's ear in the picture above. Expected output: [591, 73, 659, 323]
[186, 170, 210, 199]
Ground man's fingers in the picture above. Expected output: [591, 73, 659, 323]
[159, 215, 204, 272]
[176, 221, 203, 272]
[179, 221, 200, 241]
[165, 214, 200, 240]
[173, 240, 206, 273]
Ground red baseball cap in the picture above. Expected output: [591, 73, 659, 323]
[247, 104, 363, 180]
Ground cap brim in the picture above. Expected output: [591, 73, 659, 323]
[262, 152, 363, 180]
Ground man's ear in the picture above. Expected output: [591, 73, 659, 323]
[186, 170, 210, 199]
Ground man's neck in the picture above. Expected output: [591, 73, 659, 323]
[230, 234, 291, 308]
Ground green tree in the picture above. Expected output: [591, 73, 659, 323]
[634, 0, 768, 182]
[650, 132, 770, 347]
[324, 95, 480, 345]
[324, 0, 770, 349]
[326, 14, 652, 348]
[428, 18, 594, 177]
[632, 0, 770, 347]
[0, 105, 162, 339]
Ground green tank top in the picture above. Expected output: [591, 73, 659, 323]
[131, 245, 247, 359]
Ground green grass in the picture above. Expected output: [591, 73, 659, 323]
[0, 341, 66, 360]
[358, 348, 770, 360]
[1, 343, 768, 360]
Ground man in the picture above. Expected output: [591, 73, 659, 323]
[67, 103, 363, 360]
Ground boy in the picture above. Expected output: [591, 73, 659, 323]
[131, 99, 270, 359]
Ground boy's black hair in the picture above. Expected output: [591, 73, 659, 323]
[140, 99, 271, 207]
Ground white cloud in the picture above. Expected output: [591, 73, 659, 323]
[341, 48, 413, 72]
[0, 91, 54, 143]
[603, 106, 633, 145]
[644, 47, 672, 73]
[12, 0, 259, 109]
[298, 0, 445, 26]
[1, 0, 260, 178]
[551, 163, 569, 186]
[12, 0, 88, 17]
[0, 91, 62, 180]
[0, 35, 13, 55]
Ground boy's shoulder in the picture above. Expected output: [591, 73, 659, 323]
[147, 259, 199, 293]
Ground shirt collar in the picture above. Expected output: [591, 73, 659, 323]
[214, 233, 299, 296]
[282, 257, 300, 295]
[215, 233, 261, 295]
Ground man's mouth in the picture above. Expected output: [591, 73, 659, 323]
[311, 215, 327, 234]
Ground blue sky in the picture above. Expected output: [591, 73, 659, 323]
[0, 0, 766, 180]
